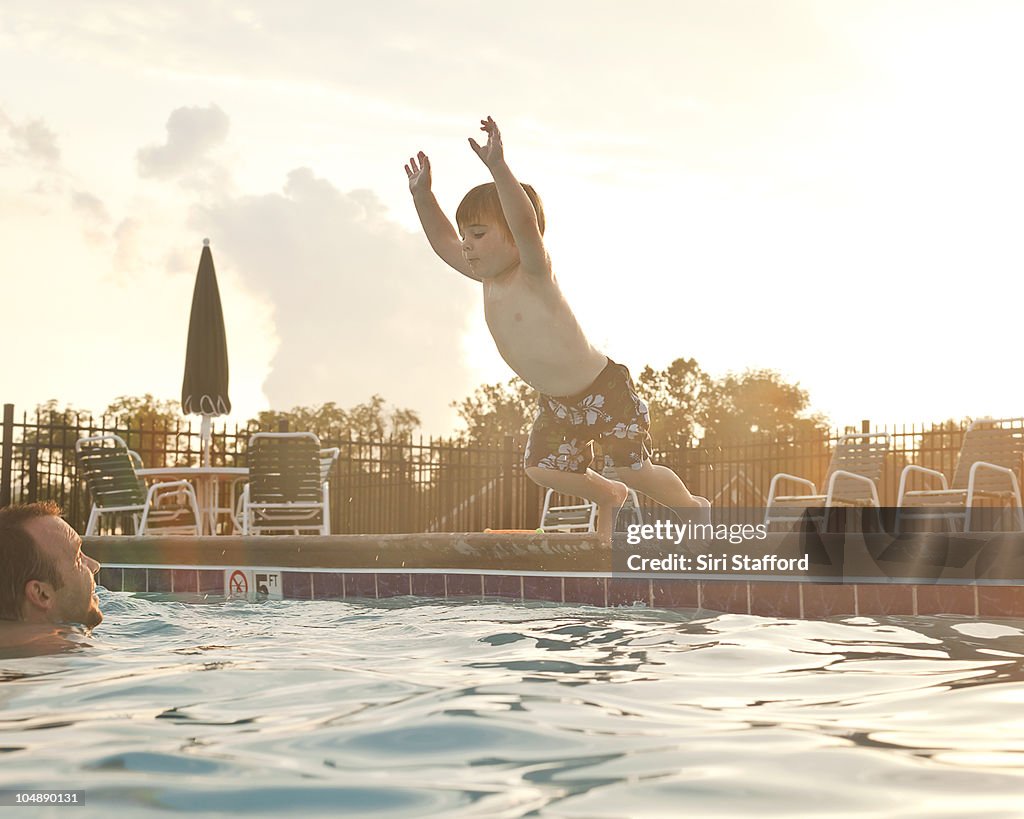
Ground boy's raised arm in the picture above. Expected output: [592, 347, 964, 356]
[405, 151, 479, 281]
[469, 117, 548, 276]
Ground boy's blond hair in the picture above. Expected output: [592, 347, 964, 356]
[456, 182, 545, 243]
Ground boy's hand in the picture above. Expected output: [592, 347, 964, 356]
[468, 116, 505, 169]
[405, 151, 432, 196]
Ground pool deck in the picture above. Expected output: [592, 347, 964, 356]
[84, 529, 1024, 619]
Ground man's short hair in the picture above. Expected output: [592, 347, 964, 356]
[0, 501, 65, 620]
[456, 182, 545, 243]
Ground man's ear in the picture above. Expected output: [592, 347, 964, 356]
[22, 579, 55, 612]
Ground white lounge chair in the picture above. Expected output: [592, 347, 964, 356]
[897, 418, 1024, 532]
[765, 432, 890, 528]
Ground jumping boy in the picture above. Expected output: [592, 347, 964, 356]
[406, 116, 709, 540]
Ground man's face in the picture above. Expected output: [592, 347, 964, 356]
[23, 516, 103, 628]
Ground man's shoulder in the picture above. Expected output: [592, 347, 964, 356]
[0, 622, 88, 657]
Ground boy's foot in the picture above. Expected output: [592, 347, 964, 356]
[694, 496, 712, 526]
[597, 481, 630, 545]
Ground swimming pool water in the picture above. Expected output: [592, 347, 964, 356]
[2, 590, 1024, 816]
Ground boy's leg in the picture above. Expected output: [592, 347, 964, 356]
[590, 360, 711, 523]
[615, 461, 711, 523]
[526, 466, 628, 542]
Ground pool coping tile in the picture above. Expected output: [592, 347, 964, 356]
[651, 580, 699, 610]
[855, 584, 915, 616]
[312, 572, 345, 600]
[343, 572, 377, 600]
[978, 586, 1024, 618]
[172, 569, 198, 594]
[283, 571, 313, 600]
[608, 578, 650, 608]
[147, 568, 171, 593]
[446, 574, 484, 599]
[700, 581, 749, 614]
[98, 567, 123, 593]
[377, 573, 413, 598]
[801, 583, 856, 618]
[523, 576, 563, 603]
[749, 582, 802, 618]
[916, 584, 977, 616]
[483, 575, 522, 600]
[411, 573, 447, 598]
[563, 577, 607, 607]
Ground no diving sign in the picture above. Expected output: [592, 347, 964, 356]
[224, 569, 283, 600]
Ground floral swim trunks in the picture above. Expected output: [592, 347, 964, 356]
[524, 358, 653, 474]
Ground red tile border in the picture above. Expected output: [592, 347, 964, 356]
[122, 568, 147, 592]
[95, 557, 1024, 621]
[700, 581, 749, 614]
[172, 569, 198, 594]
[608, 579, 650, 608]
[198, 569, 223, 594]
[563, 577, 607, 607]
[483, 575, 522, 600]
[147, 568, 171, 593]
[749, 582, 802, 618]
[916, 584, 976, 616]
[801, 583, 856, 617]
[523, 576, 563, 603]
[410, 573, 447, 598]
[312, 572, 344, 600]
[446, 574, 484, 598]
[98, 567, 123, 592]
[376, 573, 412, 598]
[343, 572, 377, 599]
[978, 586, 1024, 618]
[282, 571, 313, 600]
[651, 580, 699, 610]
[855, 584, 915, 616]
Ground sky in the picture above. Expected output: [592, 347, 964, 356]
[2, 1, 1022, 437]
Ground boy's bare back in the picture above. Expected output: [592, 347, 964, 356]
[406, 117, 607, 398]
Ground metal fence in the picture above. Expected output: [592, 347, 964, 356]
[0, 403, 998, 533]
[0, 404, 537, 534]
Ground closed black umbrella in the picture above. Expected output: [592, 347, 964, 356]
[181, 238, 231, 466]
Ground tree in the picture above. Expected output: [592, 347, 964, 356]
[248, 395, 420, 441]
[104, 394, 188, 467]
[699, 369, 828, 443]
[636, 357, 712, 449]
[451, 377, 537, 447]
[14, 401, 94, 506]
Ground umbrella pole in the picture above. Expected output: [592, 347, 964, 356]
[201, 415, 212, 468]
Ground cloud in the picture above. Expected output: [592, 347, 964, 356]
[112, 217, 144, 277]
[71, 190, 110, 223]
[137, 103, 230, 179]
[192, 167, 479, 432]
[71, 190, 112, 245]
[0, 109, 60, 164]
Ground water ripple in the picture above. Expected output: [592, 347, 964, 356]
[1, 593, 1023, 815]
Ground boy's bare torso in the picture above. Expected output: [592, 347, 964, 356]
[482, 267, 608, 398]
[405, 117, 607, 398]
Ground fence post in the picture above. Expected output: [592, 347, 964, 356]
[1, 404, 13, 507]
[277, 419, 289, 433]
[26, 445, 38, 503]
[861, 419, 870, 434]
[501, 435, 515, 529]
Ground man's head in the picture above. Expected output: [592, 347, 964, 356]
[456, 182, 545, 279]
[0, 502, 102, 627]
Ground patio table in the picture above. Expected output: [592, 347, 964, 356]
[136, 466, 248, 535]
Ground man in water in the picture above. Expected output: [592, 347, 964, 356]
[0, 502, 102, 655]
